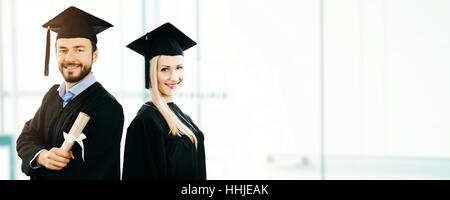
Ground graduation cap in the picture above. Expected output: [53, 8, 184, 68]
[42, 6, 113, 76]
[126, 22, 197, 89]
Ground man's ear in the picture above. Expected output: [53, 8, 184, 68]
[92, 49, 98, 63]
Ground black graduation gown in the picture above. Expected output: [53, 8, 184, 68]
[122, 102, 206, 180]
[16, 82, 124, 180]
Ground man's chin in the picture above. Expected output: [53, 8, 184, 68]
[63, 72, 87, 83]
[64, 76, 83, 83]
[60, 65, 92, 83]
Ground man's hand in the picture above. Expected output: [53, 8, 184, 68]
[36, 148, 71, 170]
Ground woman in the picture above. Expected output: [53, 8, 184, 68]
[122, 22, 206, 180]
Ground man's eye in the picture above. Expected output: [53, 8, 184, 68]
[77, 49, 84, 52]
[58, 50, 67, 53]
[176, 66, 184, 70]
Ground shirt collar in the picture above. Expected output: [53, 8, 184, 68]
[56, 73, 97, 98]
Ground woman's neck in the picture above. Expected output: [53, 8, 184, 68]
[162, 95, 173, 103]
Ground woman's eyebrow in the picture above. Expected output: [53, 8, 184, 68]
[160, 64, 180, 67]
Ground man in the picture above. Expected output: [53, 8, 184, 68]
[16, 6, 124, 180]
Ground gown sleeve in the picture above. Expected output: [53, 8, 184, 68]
[122, 110, 168, 180]
[183, 113, 207, 179]
[16, 85, 58, 176]
[81, 100, 124, 180]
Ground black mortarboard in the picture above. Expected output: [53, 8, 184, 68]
[126, 22, 197, 89]
[42, 6, 113, 76]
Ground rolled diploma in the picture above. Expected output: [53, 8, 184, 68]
[60, 112, 90, 151]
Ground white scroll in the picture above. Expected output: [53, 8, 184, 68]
[60, 112, 90, 161]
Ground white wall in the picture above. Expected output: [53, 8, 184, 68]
[323, 0, 450, 158]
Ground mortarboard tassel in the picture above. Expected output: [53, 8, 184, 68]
[44, 26, 50, 76]
[145, 35, 151, 89]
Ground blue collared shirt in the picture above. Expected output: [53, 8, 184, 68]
[57, 73, 97, 107]
[29, 73, 97, 169]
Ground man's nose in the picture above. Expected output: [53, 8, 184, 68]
[65, 50, 76, 62]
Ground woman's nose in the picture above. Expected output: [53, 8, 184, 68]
[169, 71, 179, 81]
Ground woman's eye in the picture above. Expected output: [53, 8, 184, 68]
[176, 66, 184, 70]
[77, 49, 84, 52]
[161, 68, 168, 72]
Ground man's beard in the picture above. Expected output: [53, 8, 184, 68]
[60, 62, 92, 83]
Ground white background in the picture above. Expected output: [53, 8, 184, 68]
[1, 0, 450, 180]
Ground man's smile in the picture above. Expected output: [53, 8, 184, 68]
[63, 64, 81, 71]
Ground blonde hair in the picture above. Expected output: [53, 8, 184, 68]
[148, 56, 198, 149]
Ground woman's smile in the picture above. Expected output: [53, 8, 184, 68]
[165, 82, 180, 89]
